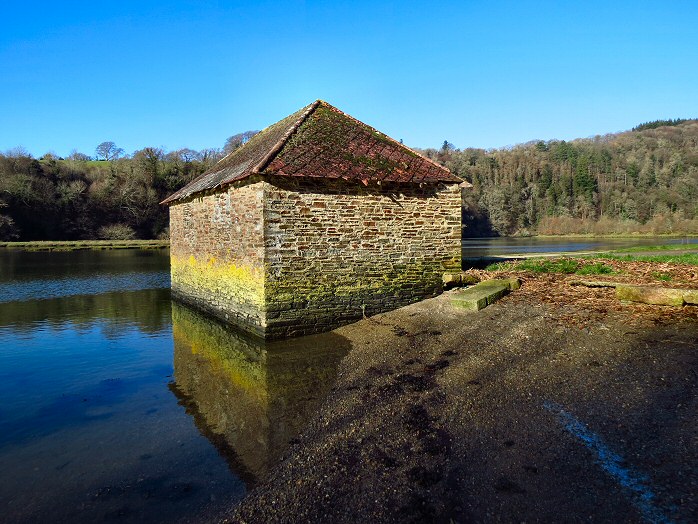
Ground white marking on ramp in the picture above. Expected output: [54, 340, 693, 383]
[544, 401, 674, 524]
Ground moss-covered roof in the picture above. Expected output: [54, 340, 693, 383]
[162, 100, 460, 205]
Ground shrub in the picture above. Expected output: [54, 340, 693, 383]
[0, 214, 19, 241]
[98, 223, 137, 240]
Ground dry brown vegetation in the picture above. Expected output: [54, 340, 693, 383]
[471, 259, 698, 329]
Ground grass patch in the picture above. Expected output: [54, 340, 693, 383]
[651, 271, 673, 282]
[612, 243, 698, 253]
[576, 262, 616, 275]
[586, 253, 698, 265]
[486, 258, 615, 275]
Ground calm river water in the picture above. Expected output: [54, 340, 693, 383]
[1, 237, 696, 522]
[0, 249, 348, 523]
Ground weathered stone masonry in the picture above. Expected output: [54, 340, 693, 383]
[264, 178, 461, 338]
[169, 178, 267, 337]
[164, 100, 466, 339]
[169, 176, 461, 339]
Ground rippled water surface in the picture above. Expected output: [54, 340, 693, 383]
[0, 249, 349, 523]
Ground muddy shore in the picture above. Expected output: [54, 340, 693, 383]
[216, 271, 698, 523]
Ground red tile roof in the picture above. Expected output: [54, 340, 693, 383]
[162, 100, 461, 205]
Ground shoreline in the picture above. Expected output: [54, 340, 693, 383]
[222, 264, 698, 523]
[523, 232, 698, 239]
[0, 239, 169, 251]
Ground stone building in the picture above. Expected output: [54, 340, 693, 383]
[162, 100, 463, 339]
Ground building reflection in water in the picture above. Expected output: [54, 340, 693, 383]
[169, 302, 351, 486]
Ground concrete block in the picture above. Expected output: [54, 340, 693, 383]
[501, 277, 521, 291]
[451, 280, 511, 311]
[616, 285, 685, 306]
[442, 272, 481, 289]
[682, 289, 698, 305]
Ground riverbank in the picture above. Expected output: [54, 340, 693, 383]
[222, 260, 698, 523]
[0, 240, 169, 251]
[530, 233, 698, 238]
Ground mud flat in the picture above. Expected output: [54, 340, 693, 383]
[220, 269, 698, 523]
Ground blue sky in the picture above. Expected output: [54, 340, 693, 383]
[1, 1, 696, 157]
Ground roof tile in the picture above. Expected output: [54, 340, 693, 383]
[162, 100, 460, 205]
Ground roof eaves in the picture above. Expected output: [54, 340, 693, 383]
[160, 101, 321, 205]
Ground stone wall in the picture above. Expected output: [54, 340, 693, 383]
[169, 177, 266, 336]
[263, 178, 462, 338]
[169, 176, 462, 339]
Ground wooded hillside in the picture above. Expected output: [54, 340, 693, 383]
[1, 121, 697, 240]
[419, 119, 698, 236]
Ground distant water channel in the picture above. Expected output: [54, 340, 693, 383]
[0, 249, 349, 523]
[462, 235, 698, 259]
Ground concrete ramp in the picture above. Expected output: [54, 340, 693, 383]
[451, 278, 520, 311]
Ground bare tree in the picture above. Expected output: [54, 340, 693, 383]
[174, 148, 200, 163]
[68, 149, 92, 161]
[4, 146, 31, 158]
[223, 131, 259, 155]
[199, 148, 223, 167]
[95, 141, 124, 161]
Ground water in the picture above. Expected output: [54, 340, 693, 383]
[462, 236, 698, 259]
[1, 238, 695, 522]
[0, 249, 350, 523]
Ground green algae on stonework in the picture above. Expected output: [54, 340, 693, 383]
[264, 263, 446, 305]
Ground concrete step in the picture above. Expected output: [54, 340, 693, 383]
[451, 278, 520, 311]
[616, 284, 698, 306]
[443, 272, 481, 288]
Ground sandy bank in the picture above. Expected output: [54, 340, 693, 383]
[219, 272, 697, 523]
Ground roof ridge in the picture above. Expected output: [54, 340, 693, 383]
[315, 101, 454, 178]
[161, 100, 463, 205]
[251, 100, 322, 175]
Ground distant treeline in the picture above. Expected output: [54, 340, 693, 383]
[0, 133, 256, 241]
[632, 119, 692, 132]
[418, 119, 698, 236]
[1, 122, 697, 241]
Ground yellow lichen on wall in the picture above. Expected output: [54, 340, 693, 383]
[168, 180, 267, 335]
[168, 176, 462, 339]
[171, 254, 265, 308]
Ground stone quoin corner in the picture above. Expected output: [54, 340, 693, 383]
[161, 100, 466, 339]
